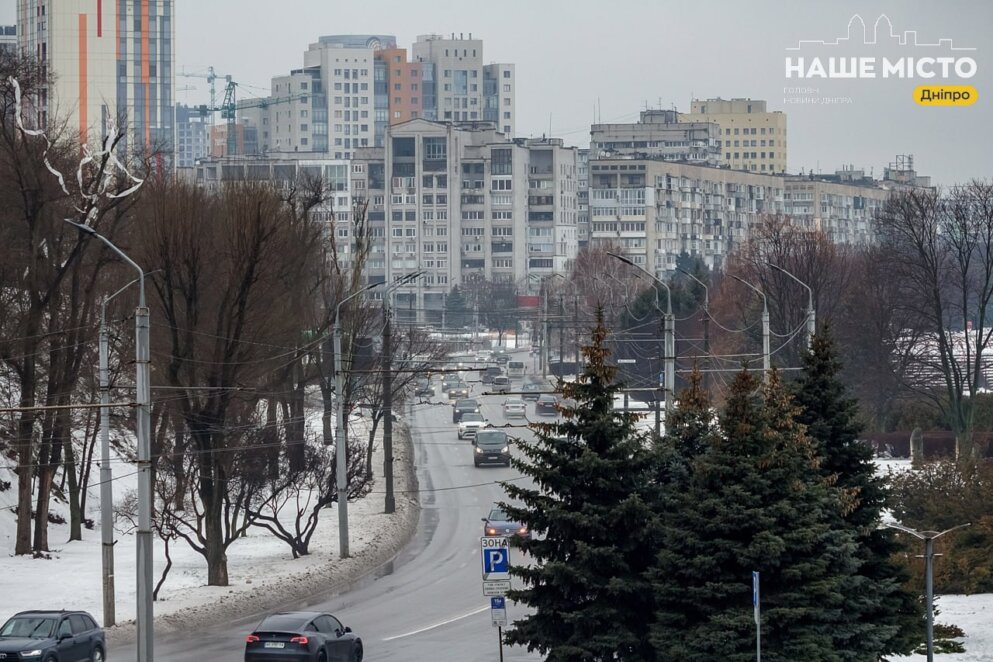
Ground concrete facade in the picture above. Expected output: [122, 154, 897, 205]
[175, 103, 209, 168]
[591, 109, 720, 165]
[681, 98, 788, 174]
[17, 0, 175, 158]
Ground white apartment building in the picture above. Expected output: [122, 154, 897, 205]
[591, 109, 721, 165]
[681, 98, 788, 174]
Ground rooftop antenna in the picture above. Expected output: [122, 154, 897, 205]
[548, 113, 552, 139]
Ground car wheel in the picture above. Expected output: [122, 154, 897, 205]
[318, 651, 327, 662]
[92, 646, 105, 662]
[353, 640, 364, 661]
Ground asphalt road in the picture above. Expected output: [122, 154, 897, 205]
[121, 367, 545, 661]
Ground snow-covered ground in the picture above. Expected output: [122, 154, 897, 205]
[0, 406, 419, 641]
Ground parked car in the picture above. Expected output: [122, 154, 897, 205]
[473, 429, 511, 467]
[502, 398, 527, 418]
[245, 610, 362, 662]
[0, 610, 106, 662]
[414, 377, 434, 397]
[492, 376, 512, 394]
[535, 393, 559, 416]
[482, 507, 530, 539]
[453, 398, 481, 423]
[447, 381, 469, 399]
[481, 366, 503, 384]
[458, 412, 488, 440]
[521, 382, 543, 401]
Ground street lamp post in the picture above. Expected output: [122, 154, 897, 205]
[886, 522, 971, 662]
[768, 264, 815, 348]
[608, 253, 674, 426]
[676, 268, 710, 394]
[66, 220, 152, 662]
[333, 282, 383, 558]
[728, 274, 770, 382]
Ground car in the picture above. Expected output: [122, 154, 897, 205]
[482, 507, 530, 539]
[245, 610, 362, 662]
[0, 610, 106, 662]
[458, 412, 488, 439]
[535, 393, 559, 416]
[481, 366, 502, 384]
[414, 377, 434, 398]
[502, 398, 527, 418]
[447, 381, 469, 399]
[440, 374, 460, 393]
[492, 375, 512, 394]
[453, 398, 480, 423]
[521, 382, 543, 401]
[507, 360, 526, 379]
[495, 353, 510, 365]
[473, 429, 511, 467]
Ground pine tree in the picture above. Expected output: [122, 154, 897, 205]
[502, 312, 658, 661]
[791, 326, 923, 655]
[649, 368, 863, 661]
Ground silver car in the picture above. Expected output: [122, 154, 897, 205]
[502, 398, 526, 418]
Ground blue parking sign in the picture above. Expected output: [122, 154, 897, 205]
[483, 547, 509, 574]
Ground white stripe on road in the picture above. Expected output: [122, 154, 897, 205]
[382, 605, 489, 641]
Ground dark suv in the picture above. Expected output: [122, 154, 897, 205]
[453, 398, 481, 423]
[0, 610, 106, 662]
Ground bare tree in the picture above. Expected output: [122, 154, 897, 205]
[875, 183, 993, 459]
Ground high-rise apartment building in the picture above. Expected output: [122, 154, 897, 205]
[0, 26, 16, 52]
[174, 103, 209, 168]
[680, 98, 788, 174]
[243, 33, 515, 157]
[17, 1, 175, 157]
[590, 109, 721, 165]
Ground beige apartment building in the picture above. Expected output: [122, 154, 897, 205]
[681, 98, 788, 175]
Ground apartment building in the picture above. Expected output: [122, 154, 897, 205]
[174, 103, 210, 168]
[589, 159, 785, 275]
[590, 109, 721, 166]
[0, 25, 16, 52]
[17, 0, 175, 157]
[577, 149, 590, 249]
[241, 33, 516, 158]
[680, 98, 788, 174]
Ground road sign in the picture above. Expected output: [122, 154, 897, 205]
[490, 596, 507, 628]
[483, 580, 511, 596]
[481, 536, 510, 581]
[617, 358, 636, 364]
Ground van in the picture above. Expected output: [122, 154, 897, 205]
[507, 360, 525, 378]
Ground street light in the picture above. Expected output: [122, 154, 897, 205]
[381, 271, 424, 514]
[65, 220, 153, 662]
[768, 263, 815, 348]
[607, 253, 675, 428]
[676, 267, 710, 393]
[728, 274, 770, 382]
[886, 522, 971, 662]
[333, 281, 383, 558]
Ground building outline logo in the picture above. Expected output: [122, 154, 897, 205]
[786, 14, 976, 52]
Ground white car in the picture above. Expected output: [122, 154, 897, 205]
[502, 398, 527, 418]
[458, 412, 489, 439]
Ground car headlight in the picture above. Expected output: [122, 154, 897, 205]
[518, 527, 528, 534]
[21, 650, 43, 658]
[501, 446, 510, 453]
[486, 528, 497, 534]
[475, 446, 483, 453]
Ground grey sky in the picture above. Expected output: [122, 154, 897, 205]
[4, 0, 989, 184]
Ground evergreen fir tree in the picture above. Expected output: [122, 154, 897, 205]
[791, 326, 924, 655]
[649, 368, 863, 661]
[502, 311, 658, 661]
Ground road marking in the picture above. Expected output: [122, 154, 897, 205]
[382, 605, 489, 641]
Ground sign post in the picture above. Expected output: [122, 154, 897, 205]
[482, 540, 511, 661]
[753, 571, 761, 662]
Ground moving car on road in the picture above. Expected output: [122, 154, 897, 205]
[502, 398, 527, 418]
[492, 375, 512, 394]
[414, 377, 434, 397]
[447, 381, 470, 400]
[535, 393, 560, 416]
[458, 412, 488, 439]
[453, 398, 481, 423]
[245, 610, 363, 662]
[521, 382, 543, 401]
[481, 366, 502, 384]
[0, 610, 106, 662]
[507, 360, 526, 379]
[473, 429, 511, 467]
[440, 373, 460, 393]
[482, 507, 530, 539]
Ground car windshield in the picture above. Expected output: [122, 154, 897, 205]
[462, 413, 484, 422]
[504, 399, 523, 406]
[488, 509, 509, 521]
[0, 616, 58, 638]
[456, 399, 478, 409]
[475, 431, 508, 447]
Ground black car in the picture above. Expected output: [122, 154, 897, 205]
[0, 610, 106, 662]
[535, 393, 559, 416]
[440, 374, 460, 393]
[414, 377, 434, 397]
[245, 611, 363, 662]
[482, 507, 530, 539]
[473, 429, 511, 467]
[521, 382, 543, 401]
[453, 398, 480, 423]
[481, 366, 502, 384]
[447, 381, 470, 399]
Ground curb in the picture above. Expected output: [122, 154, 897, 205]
[106, 423, 420, 647]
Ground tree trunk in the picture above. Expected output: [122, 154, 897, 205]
[33, 463, 53, 552]
[78, 406, 98, 517]
[204, 498, 229, 586]
[64, 436, 83, 541]
[366, 414, 381, 482]
[154, 534, 173, 601]
[320, 380, 335, 446]
[171, 408, 187, 510]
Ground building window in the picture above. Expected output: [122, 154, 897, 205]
[503, 70, 510, 78]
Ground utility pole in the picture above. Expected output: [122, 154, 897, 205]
[768, 263, 815, 349]
[558, 295, 564, 378]
[541, 289, 549, 379]
[730, 274, 770, 382]
[381, 302, 395, 514]
[887, 522, 971, 662]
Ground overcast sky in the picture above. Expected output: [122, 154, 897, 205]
[4, 0, 989, 185]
